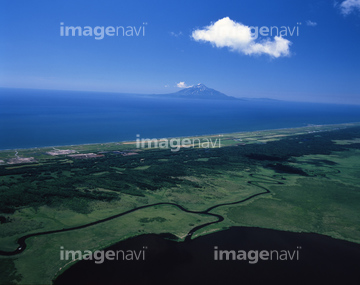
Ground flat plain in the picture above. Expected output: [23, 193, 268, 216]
[1, 123, 360, 284]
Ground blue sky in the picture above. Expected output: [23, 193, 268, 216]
[0, 0, 359, 104]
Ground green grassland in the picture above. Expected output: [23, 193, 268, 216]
[1, 123, 360, 284]
[213, 151, 360, 243]
[1, 205, 215, 284]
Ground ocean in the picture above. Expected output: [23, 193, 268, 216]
[1, 88, 360, 150]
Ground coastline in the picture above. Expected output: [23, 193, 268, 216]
[2, 121, 360, 285]
[1, 121, 359, 153]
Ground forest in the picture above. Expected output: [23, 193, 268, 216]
[1, 126, 360, 215]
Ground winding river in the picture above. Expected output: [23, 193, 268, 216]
[0, 174, 284, 256]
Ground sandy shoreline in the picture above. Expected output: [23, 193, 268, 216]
[0, 122, 359, 152]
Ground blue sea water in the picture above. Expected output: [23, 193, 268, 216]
[1, 88, 360, 150]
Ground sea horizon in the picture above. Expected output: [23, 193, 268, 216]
[2, 88, 360, 150]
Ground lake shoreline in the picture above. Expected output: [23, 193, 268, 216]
[54, 226, 360, 285]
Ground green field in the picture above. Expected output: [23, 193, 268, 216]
[1, 123, 360, 284]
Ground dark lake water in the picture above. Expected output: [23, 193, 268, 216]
[54, 227, 360, 285]
[2, 88, 360, 150]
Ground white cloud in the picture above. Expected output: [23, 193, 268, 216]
[191, 17, 291, 58]
[340, 0, 360, 15]
[306, 20, 317, 26]
[170, 31, 183, 37]
[176, 82, 188, 88]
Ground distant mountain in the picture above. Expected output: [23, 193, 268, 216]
[144, 83, 280, 101]
[156, 83, 238, 100]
